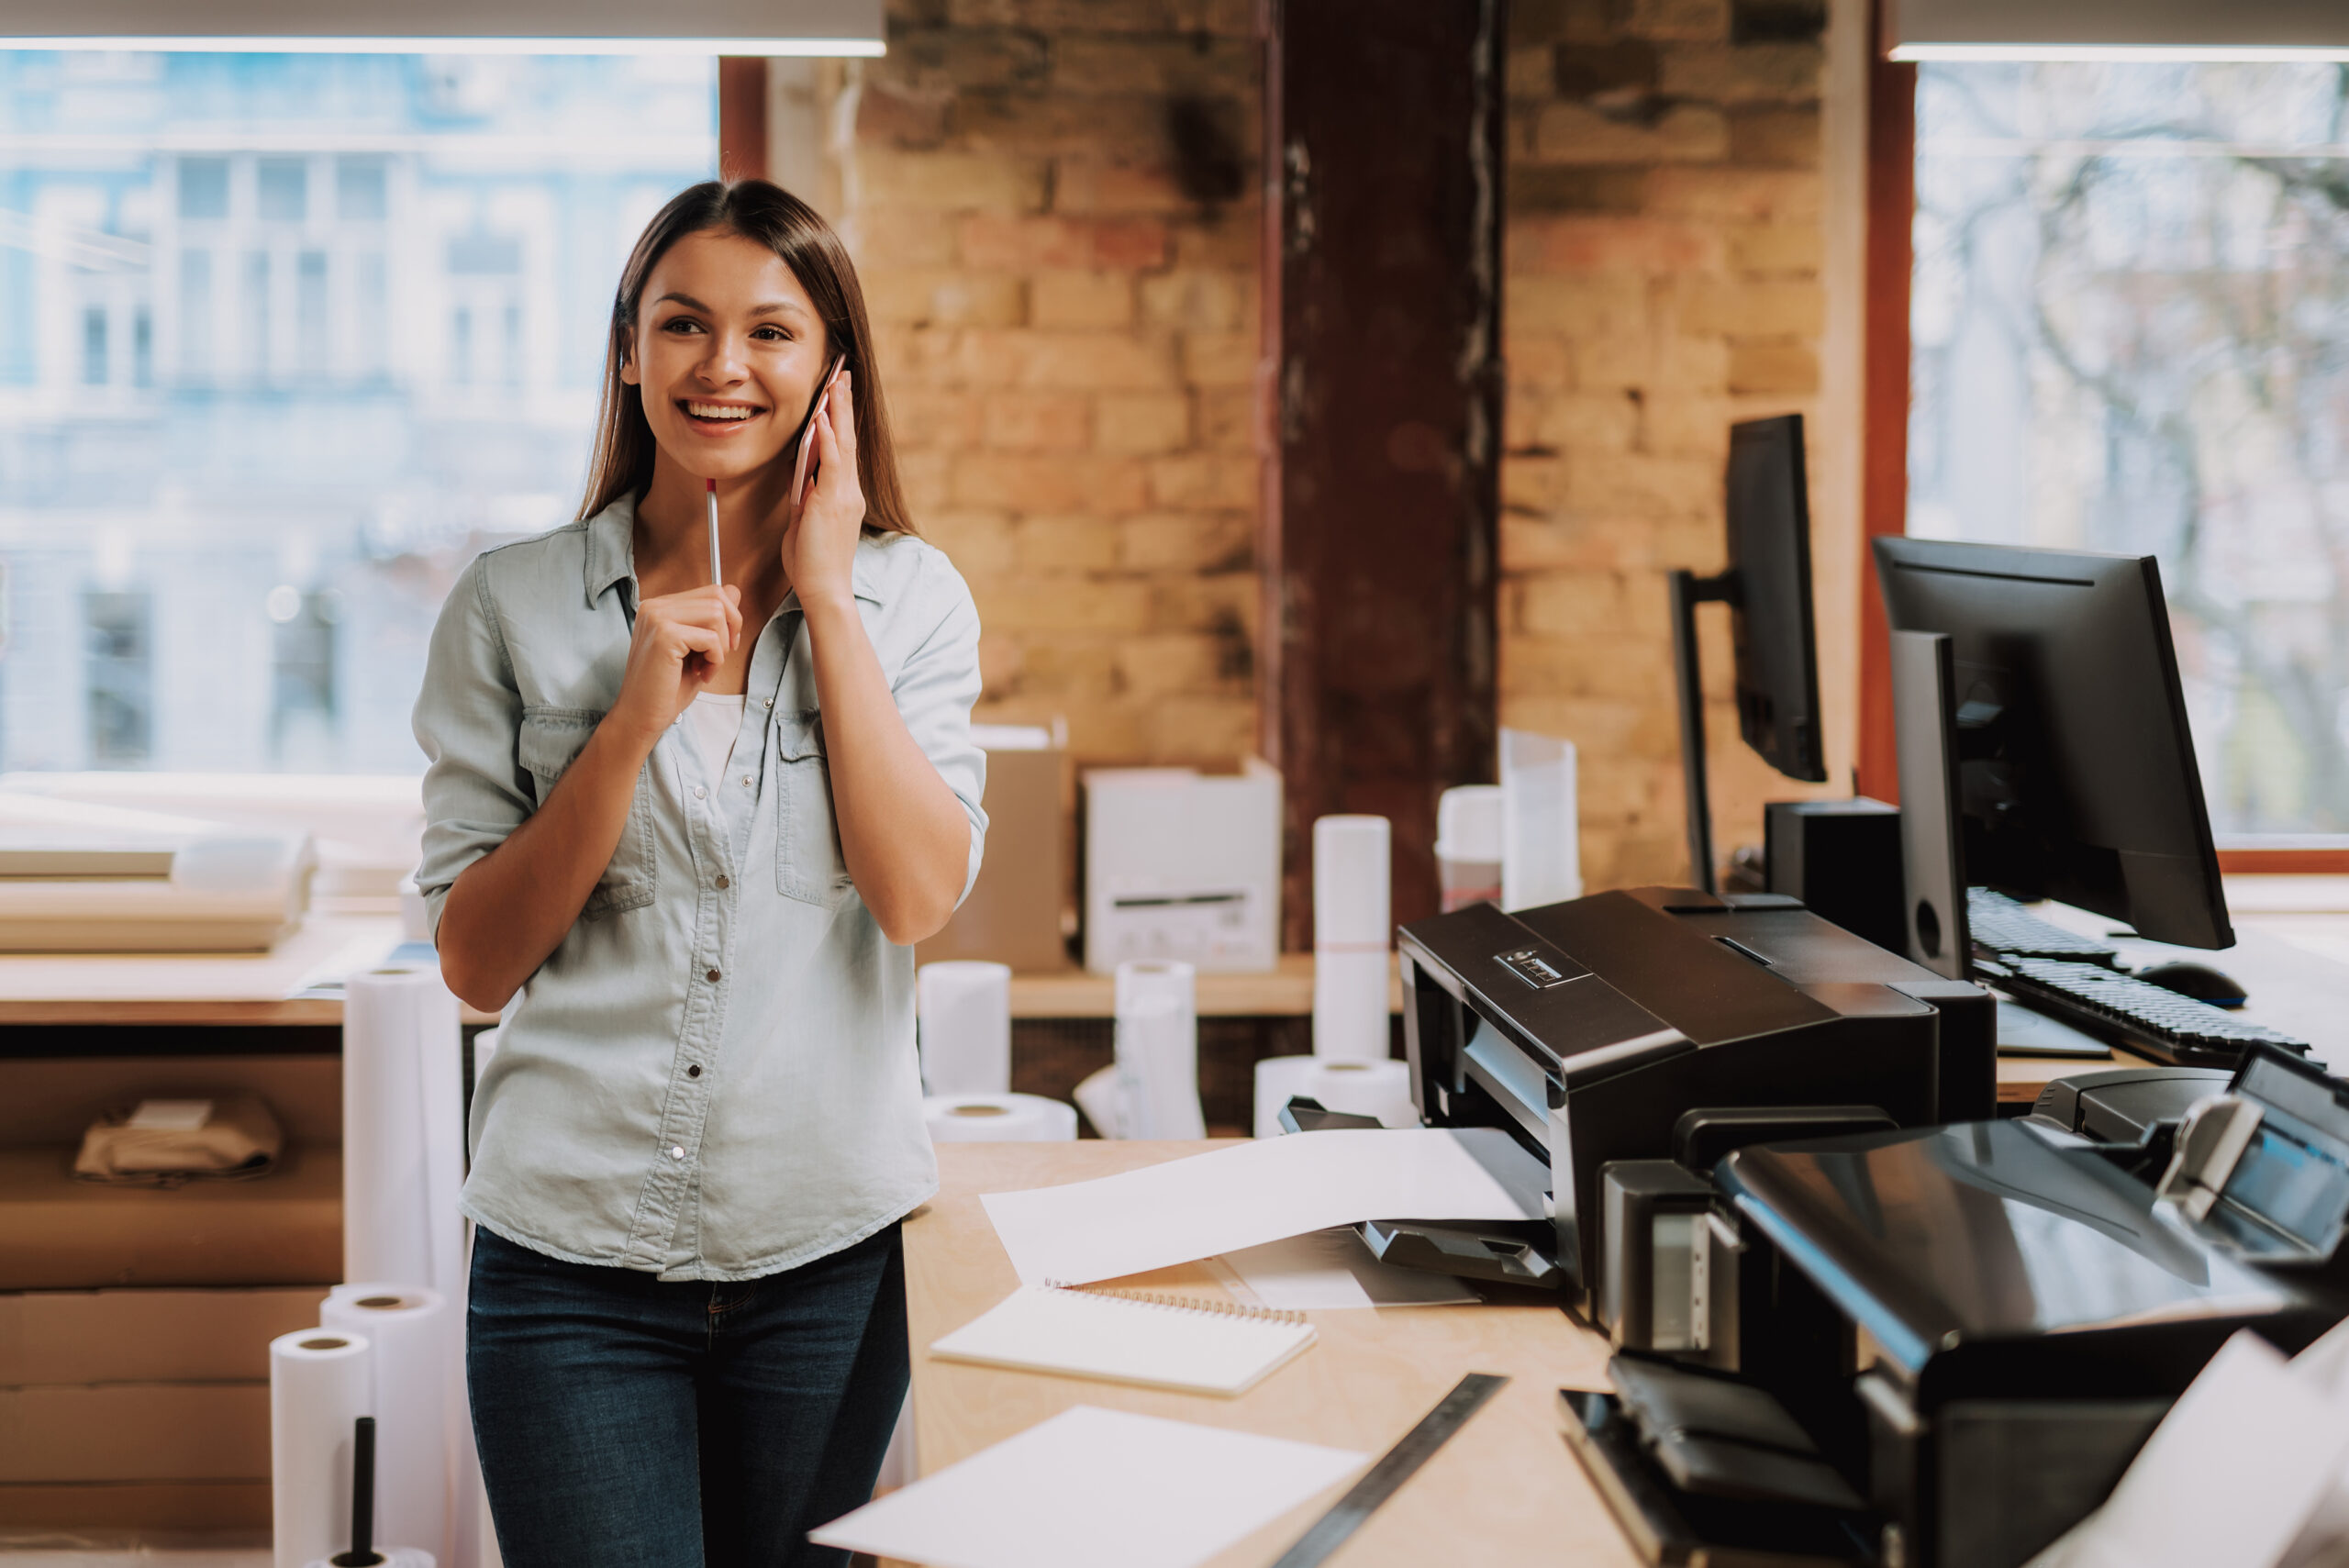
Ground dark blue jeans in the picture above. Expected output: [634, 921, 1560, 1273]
[467, 1223, 907, 1568]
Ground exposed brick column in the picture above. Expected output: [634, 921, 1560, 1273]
[1501, 0, 1835, 889]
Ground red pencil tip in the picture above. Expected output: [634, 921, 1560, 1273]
[706, 478, 716, 492]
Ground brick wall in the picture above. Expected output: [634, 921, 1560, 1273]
[836, 0, 1263, 765]
[828, 0, 1860, 889]
[1499, 0, 1851, 890]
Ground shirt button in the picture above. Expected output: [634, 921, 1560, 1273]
[740, 774, 752, 787]
[716, 874, 730, 889]
[707, 968, 721, 983]
[669, 1145, 685, 1161]
[693, 785, 707, 799]
[761, 697, 772, 708]
[687, 1064, 702, 1078]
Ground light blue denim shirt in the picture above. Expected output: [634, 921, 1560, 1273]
[413, 495, 985, 1281]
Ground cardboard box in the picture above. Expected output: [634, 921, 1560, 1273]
[0, 1480, 270, 1530]
[0, 1384, 269, 1482]
[0, 1143, 341, 1291]
[0, 1286, 329, 1385]
[918, 743, 1070, 973]
[1083, 760, 1282, 974]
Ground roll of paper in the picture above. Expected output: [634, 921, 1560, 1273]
[916, 961, 1014, 1096]
[305, 1551, 436, 1568]
[344, 970, 466, 1299]
[322, 1286, 453, 1568]
[1113, 961, 1205, 1140]
[1252, 1056, 1419, 1138]
[923, 1093, 1079, 1143]
[1312, 948, 1391, 1064]
[1500, 728, 1581, 911]
[1312, 816, 1390, 949]
[271, 1329, 374, 1568]
[1435, 785, 1505, 912]
[1312, 817, 1391, 1062]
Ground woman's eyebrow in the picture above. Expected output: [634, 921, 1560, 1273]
[654, 290, 807, 321]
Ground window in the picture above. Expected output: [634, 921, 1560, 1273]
[1909, 62, 2349, 840]
[0, 51, 718, 773]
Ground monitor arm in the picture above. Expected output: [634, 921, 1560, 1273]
[1669, 568, 1741, 895]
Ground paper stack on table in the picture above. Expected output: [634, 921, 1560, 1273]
[979, 1128, 1545, 1287]
[2027, 1321, 2349, 1568]
[810, 1405, 1363, 1568]
[0, 793, 316, 952]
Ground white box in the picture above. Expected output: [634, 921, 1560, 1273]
[1083, 761, 1281, 974]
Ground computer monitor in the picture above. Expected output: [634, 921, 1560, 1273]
[1726, 417, 1828, 784]
[1873, 535, 2233, 951]
[1670, 415, 1827, 892]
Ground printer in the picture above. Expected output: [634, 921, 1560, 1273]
[1392, 885, 1994, 1316]
[1554, 1042, 2349, 1567]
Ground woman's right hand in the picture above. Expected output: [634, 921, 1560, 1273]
[608, 584, 743, 748]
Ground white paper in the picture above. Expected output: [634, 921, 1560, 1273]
[1115, 961, 1205, 1140]
[127, 1097, 214, 1130]
[980, 1128, 1545, 1286]
[1209, 1229, 1477, 1311]
[808, 1405, 1363, 1568]
[918, 961, 1014, 1097]
[2028, 1331, 2349, 1568]
[343, 968, 466, 1299]
[271, 1329, 374, 1568]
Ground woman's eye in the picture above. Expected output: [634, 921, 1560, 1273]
[751, 326, 785, 341]
[662, 318, 702, 334]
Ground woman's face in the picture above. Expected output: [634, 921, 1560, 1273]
[622, 228, 831, 484]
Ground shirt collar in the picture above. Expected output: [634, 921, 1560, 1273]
[580, 493, 892, 610]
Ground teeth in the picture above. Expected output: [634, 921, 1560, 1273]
[686, 403, 756, 420]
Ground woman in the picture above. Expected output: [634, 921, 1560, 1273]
[413, 179, 985, 1567]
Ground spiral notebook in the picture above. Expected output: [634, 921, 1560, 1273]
[930, 1284, 1318, 1396]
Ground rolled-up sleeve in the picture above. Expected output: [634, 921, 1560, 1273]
[411, 557, 529, 938]
[891, 550, 988, 905]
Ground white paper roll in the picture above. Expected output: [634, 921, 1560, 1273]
[1312, 948, 1391, 1063]
[923, 1093, 1079, 1143]
[304, 1551, 436, 1568]
[344, 970, 466, 1301]
[1500, 728, 1581, 911]
[1113, 961, 1205, 1140]
[1252, 1056, 1419, 1138]
[272, 1329, 374, 1568]
[1312, 816, 1390, 949]
[323, 1286, 453, 1568]
[916, 961, 1013, 1096]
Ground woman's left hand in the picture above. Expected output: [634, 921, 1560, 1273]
[781, 369, 864, 610]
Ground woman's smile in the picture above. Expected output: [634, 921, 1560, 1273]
[679, 397, 769, 433]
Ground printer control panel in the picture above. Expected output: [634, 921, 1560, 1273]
[1496, 947, 1581, 990]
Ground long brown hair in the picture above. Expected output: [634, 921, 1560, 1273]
[577, 179, 914, 535]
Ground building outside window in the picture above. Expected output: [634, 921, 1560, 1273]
[0, 50, 717, 773]
[1910, 61, 2349, 840]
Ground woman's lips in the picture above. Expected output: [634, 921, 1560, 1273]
[679, 400, 765, 433]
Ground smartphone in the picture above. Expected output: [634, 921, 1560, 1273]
[789, 356, 847, 513]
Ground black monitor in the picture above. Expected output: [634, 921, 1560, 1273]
[1873, 535, 2232, 951]
[1671, 414, 1827, 892]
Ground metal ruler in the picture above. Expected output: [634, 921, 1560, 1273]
[1265, 1371, 1510, 1568]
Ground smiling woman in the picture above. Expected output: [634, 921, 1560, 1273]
[410, 178, 987, 1567]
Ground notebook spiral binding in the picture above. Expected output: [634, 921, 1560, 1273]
[1042, 1279, 1308, 1326]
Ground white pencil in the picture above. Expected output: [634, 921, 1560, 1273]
[705, 476, 721, 586]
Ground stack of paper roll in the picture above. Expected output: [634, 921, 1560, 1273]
[322, 1286, 454, 1568]
[271, 1329, 374, 1568]
[0, 794, 317, 951]
[1108, 960, 1205, 1140]
[923, 1093, 1078, 1142]
[1311, 816, 1391, 1062]
[917, 961, 1013, 1095]
[1250, 1057, 1419, 1138]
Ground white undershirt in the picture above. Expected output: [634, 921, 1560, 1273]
[684, 692, 747, 784]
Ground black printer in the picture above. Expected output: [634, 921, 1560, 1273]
[1393, 885, 1995, 1315]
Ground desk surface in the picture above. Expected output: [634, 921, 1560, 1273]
[902, 1140, 1628, 1568]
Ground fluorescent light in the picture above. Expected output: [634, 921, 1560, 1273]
[0, 37, 885, 54]
[1893, 42, 2349, 62]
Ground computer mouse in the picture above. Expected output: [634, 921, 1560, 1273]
[2135, 960, 2248, 1009]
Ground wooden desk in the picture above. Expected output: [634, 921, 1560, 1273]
[903, 1140, 1631, 1568]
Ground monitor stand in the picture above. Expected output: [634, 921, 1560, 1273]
[1890, 628, 1971, 979]
[1668, 567, 1737, 895]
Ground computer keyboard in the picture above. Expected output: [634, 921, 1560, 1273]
[1980, 955, 2311, 1069]
[1966, 889, 2121, 964]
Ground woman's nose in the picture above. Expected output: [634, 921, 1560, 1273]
[699, 333, 749, 384]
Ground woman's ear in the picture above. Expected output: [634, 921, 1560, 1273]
[618, 328, 639, 386]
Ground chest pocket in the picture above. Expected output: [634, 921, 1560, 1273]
[517, 706, 657, 919]
[774, 708, 852, 907]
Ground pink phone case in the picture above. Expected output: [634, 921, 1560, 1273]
[790, 358, 847, 512]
